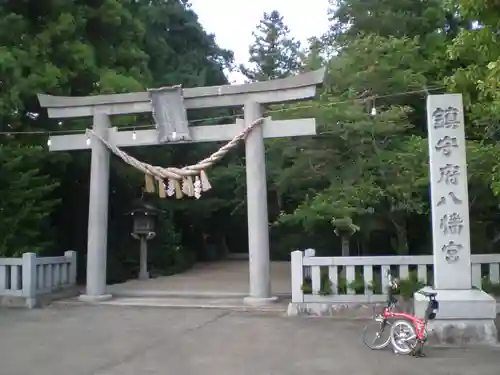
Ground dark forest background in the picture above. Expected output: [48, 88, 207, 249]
[1, 0, 500, 284]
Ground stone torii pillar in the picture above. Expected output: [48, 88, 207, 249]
[37, 68, 325, 305]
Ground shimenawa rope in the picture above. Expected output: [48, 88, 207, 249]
[87, 117, 265, 199]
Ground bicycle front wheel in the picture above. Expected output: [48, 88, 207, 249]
[390, 319, 417, 355]
[362, 319, 392, 350]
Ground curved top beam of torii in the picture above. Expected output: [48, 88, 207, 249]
[37, 68, 326, 119]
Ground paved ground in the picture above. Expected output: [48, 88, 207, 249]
[107, 260, 291, 296]
[1, 305, 499, 375]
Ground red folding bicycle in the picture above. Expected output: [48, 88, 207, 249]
[362, 271, 439, 357]
[388, 289, 439, 357]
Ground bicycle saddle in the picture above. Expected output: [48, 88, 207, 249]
[417, 290, 437, 298]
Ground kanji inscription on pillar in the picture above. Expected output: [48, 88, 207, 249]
[439, 213, 464, 235]
[438, 164, 460, 185]
[435, 136, 458, 156]
[441, 240, 463, 263]
[431, 107, 460, 129]
[427, 94, 472, 290]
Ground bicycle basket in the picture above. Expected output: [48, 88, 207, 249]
[425, 299, 439, 320]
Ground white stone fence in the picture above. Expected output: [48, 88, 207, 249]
[0, 251, 77, 308]
[291, 250, 500, 304]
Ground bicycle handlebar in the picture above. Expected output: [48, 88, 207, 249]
[384, 270, 399, 307]
[385, 270, 398, 289]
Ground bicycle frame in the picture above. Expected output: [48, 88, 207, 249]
[373, 296, 396, 321]
[381, 309, 427, 340]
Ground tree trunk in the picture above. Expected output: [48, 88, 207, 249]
[391, 216, 409, 255]
[276, 189, 283, 211]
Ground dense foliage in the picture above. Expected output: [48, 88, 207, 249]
[1, 0, 500, 284]
[268, 1, 500, 258]
[0, 0, 233, 281]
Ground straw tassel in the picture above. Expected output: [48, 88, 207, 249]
[174, 179, 183, 199]
[199, 170, 212, 191]
[181, 176, 195, 197]
[158, 179, 166, 198]
[145, 174, 155, 193]
[185, 176, 195, 197]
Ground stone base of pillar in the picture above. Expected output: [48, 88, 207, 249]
[243, 296, 278, 306]
[414, 287, 498, 345]
[425, 319, 497, 345]
[138, 271, 149, 280]
[78, 293, 113, 303]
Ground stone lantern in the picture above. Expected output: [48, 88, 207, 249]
[128, 200, 161, 280]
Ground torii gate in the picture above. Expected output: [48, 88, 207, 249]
[37, 69, 325, 305]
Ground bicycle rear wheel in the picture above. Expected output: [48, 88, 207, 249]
[390, 319, 417, 355]
[362, 319, 392, 350]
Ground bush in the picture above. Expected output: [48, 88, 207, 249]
[393, 271, 426, 300]
[300, 267, 428, 300]
[482, 277, 500, 297]
[301, 267, 333, 295]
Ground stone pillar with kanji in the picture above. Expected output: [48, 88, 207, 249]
[413, 93, 497, 345]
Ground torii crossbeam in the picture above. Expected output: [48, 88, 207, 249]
[38, 68, 325, 305]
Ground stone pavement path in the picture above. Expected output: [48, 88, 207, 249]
[0, 305, 499, 375]
[107, 260, 291, 296]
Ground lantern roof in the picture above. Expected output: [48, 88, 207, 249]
[127, 199, 163, 216]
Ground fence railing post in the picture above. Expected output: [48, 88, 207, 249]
[65, 250, 77, 286]
[303, 248, 315, 280]
[22, 253, 37, 308]
[291, 250, 304, 303]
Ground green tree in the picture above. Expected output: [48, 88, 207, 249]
[300, 37, 326, 72]
[271, 32, 434, 256]
[328, 0, 449, 42]
[0, 144, 60, 256]
[0, 0, 235, 279]
[272, 0, 500, 257]
[274, 93, 424, 254]
[446, 3, 500, 138]
[240, 10, 302, 81]
[444, 1, 500, 252]
[326, 0, 460, 129]
[139, 0, 233, 87]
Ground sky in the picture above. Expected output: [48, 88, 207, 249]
[189, 0, 330, 83]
